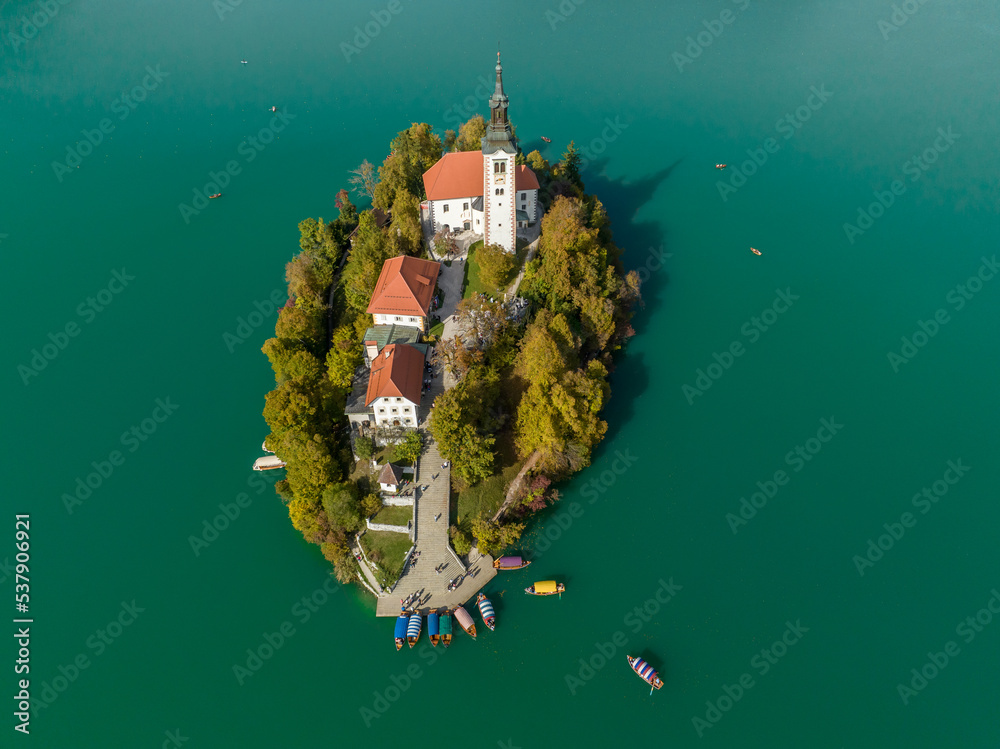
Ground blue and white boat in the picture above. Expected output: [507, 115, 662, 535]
[406, 612, 422, 648]
[394, 609, 408, 651]
[477, 593, 496, 631]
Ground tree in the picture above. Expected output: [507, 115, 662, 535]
[456, 294, 508, 353]
[322, 481, 362, 532]
[476, 243, 517, 291]
[443, 129, 457, 152]
[391, 191, 423, 256]
[470, 518, 525, 556]
[557, 140, 583, 191]
[373, 123, 442, 210]
[349, 159, 378, 201]
[361, 492, 382, 518]
[389, 431, 422, 465]
[449, 526, 471, 556]
[433, 228, 457, 259]
[354, 435, 375, 461]
[326, 324, 363, 389]
[455, 114, 486, 151]
[526, 150, 549, 173]
[279, 432, 340, 504]
[286, 252, 334, 301]
[342, 210, 394, 314]
[275, 299, 326, 352]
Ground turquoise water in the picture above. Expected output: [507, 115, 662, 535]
[4, 0, 1000, 746]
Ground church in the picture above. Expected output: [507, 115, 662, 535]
[421, 53, 539, 253]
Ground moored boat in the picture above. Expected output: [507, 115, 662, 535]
[253, 455, 285, 471]
[477, 593, 496, 631]
[627, 655, 664, 690]
[493, 555, 531, 570]
[406, 612, 422, 647]
[525, 580, 564, 596]
[439, 609, 453, 648]
[394, 609, 408, 651]
[428, 611, 440, 647]
[454, 605, 477, 638]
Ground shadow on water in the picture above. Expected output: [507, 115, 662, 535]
[579, 157, 682, 446]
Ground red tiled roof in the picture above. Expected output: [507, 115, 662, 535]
[422, 151, 539, 200]
[366, 344, 424, 406]
[367, 256, 441, 317]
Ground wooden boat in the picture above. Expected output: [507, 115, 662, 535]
[209, 193, 222, 199]
[493, 556, 531, 570]
[428, 611, 440, 647]
[715, 164, 727, 169]
[477, 593, 496, 631]
[439, 609, 453, 648]
[627, 655, 664, 691]
[394, 609, 408, 651]
[541, 136, 551, 143]
[525, 580, 564, 596]
[454, 605, 477, 638]
[751, 247, 762, 256]
[406, 612, 422, 648]
[252, 455, 285, 471]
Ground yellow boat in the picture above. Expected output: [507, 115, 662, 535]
[525, 580, 564, 596]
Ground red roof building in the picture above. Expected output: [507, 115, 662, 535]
[365, 344, 424, 423]
[366, 256, 441, 331]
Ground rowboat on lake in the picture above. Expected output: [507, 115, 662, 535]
[406, 612, 422, 647]
[454, 605, 477, 639]
[394, 609, 408, 651]
[525, 580, 564, 596]
[428, 611, 440, 647]
[493, 556, 531, 570]
[439, 609, 453, 648]
[477, 593, 496, 631]
[627, 655, 664, 692]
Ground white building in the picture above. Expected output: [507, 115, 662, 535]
[421, 53, 539, 252]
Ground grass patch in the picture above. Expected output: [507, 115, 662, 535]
[456, 461, 524, 528]
[359, 530, 412, 585]
[463, 240, 487, 299]
[429, 320, 444, 337]
[371, 504, 412, 527]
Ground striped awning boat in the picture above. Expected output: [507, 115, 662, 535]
[477, 593, 496, 631]
[406, 613, 422, 646]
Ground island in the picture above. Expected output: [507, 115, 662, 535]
[259, 53, 641, 617]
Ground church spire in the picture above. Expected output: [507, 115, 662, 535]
[483, 51, 516, 155]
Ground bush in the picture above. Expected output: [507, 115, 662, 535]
[450, 526, 472, 556]
[354, 436, 375, 461]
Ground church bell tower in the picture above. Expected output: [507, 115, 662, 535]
[482, 52, 517, 253]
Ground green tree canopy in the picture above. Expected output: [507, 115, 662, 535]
[373, 123, 442, 210]
[389, 430, 423, 465]
[476, 243, 518, 291]
[326, 324, 363, 389]
[455, 114, 486, 152]
[322, 481, 362, 533]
